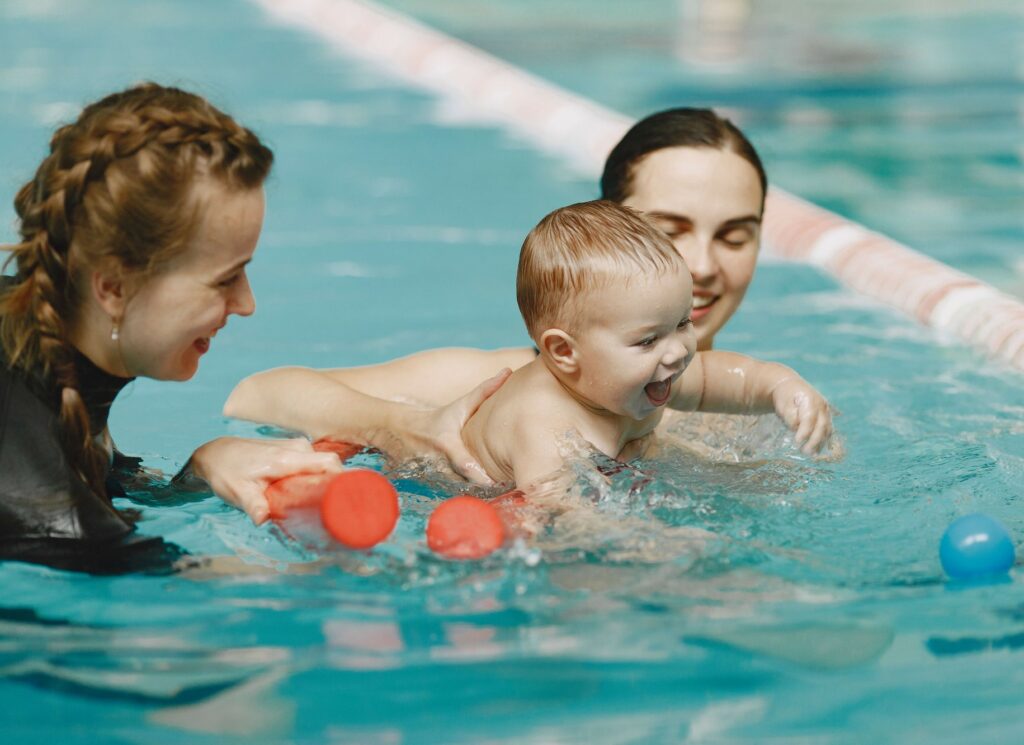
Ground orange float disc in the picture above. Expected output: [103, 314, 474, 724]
[320, 470, 400, 549]
[426, 495, 506, 560]
[494, 489, 526, 509]
[493, 489, 530, 539]
[312, 438, 364, 461]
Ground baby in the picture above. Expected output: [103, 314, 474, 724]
[462, 200, 832, 493]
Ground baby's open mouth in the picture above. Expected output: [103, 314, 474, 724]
[644, 377, 673, 406]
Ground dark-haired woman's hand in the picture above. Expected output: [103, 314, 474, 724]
[225, 363, 512, 484]
[382, 367, 512, 484]
[187, 437, 344, 524]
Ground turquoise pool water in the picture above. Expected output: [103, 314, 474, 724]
[1, 1, 1023, 743]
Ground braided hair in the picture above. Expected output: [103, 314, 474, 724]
[0, 82, 273, 497]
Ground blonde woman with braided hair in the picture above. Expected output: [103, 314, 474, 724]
[0, 83, 315, 572]
[0, 83, 500, 573]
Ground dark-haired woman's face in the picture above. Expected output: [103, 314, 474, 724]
[622, 146, 763, 350]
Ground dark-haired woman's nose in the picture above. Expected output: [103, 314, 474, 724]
[685, 241, 720, 283]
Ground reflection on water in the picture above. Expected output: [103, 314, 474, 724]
[0, 606, 288, 704]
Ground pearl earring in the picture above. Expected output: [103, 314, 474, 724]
[111, 320, 120, 342]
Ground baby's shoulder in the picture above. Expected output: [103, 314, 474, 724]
[489, 377, 576, 434]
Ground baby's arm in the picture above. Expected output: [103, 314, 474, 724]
[670, 351, 832, 454]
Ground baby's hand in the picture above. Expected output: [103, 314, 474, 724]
[770, 378, 833, 455]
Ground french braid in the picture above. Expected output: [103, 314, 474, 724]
[0, 83, 273, 497]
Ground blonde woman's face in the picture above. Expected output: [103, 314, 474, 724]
[622, 146, 763, 351]
[119, 185, 264, 381]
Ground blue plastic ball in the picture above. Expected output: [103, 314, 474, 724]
[939, 513, 1015, 580]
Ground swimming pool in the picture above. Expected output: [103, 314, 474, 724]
[1, 1, 1023, 743]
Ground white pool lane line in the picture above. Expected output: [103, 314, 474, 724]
[251, 0, 1024, 373]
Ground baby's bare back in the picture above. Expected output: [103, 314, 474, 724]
[462, 359, 664, 486]
[461, 360, 573, 482]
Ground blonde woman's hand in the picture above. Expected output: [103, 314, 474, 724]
[186, 436, 344, 524]
[770, 378, 833, 455]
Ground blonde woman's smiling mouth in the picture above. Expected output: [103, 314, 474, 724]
[194, 325, 225, 355]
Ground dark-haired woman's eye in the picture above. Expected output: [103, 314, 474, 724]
[719, 229, 751, 248]
[652, 219, 688, 240]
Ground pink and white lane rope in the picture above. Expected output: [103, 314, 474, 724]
[251, 0, 1024, 372]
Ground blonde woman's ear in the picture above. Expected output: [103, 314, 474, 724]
[89, 260, 128, 318]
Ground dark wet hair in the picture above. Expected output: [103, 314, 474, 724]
[600, 108, 767, 211]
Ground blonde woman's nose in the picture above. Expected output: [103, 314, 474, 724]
[231, 274, 256, 316]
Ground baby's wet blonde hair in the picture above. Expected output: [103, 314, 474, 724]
[516, 200, 686, 339]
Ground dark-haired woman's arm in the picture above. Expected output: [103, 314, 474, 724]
[225, 356, 518, 483]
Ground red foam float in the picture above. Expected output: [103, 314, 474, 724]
[312, 438, 364, 460]
[265, 439, 366, 519]
[320, 470, 400, 550]
[427, 495, 506, 560]
[265, 472, 336, 519]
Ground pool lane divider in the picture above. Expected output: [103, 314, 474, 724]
[251, 0, 1024, 373]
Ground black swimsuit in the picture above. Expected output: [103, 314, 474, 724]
[0, 277, 183, 574]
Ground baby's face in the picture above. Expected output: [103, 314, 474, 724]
[622, 146, 763, 351]
[570, 266, 696, 420]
